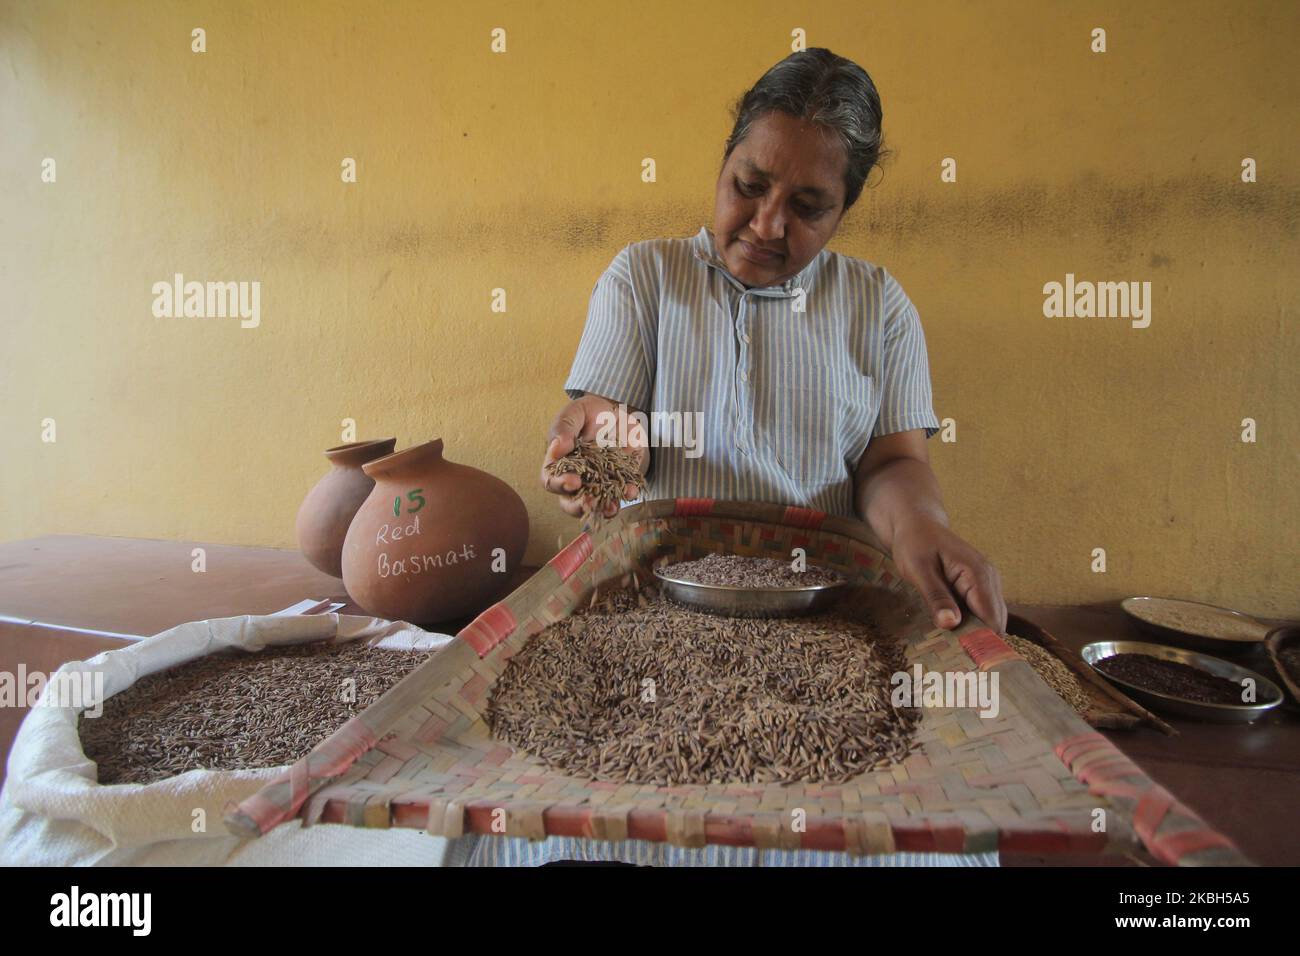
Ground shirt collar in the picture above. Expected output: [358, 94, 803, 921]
[690, 226, 820, 297]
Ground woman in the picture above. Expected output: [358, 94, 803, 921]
[520, 48, 1006, 867]
[546, 48, 1005, 638]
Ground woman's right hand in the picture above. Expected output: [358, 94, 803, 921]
[541, 394, 650, 518]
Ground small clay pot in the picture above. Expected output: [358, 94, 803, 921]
[341, 439, 530, 623]
[296, 438, 397, 577]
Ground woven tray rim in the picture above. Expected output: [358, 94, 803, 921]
[226, 498, 1247, 865]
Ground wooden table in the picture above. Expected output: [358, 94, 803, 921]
[2, 534, 1295, 865]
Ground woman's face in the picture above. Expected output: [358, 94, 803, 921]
[712, 111, 848, 288]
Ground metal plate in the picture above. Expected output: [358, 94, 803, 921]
[1080, 639, 1283, 723]
[652, 566, 847, 618]
[1120, 596, 1269, 653]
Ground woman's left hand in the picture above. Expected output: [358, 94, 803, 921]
[888, 514, 1008, 635]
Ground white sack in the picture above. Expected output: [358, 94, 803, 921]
[0, 612, 458, 866]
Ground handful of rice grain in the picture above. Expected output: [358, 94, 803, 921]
[546, 437, 643, 525]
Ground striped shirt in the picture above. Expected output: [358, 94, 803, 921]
[564, 225, 942, 518]
[449, 833, 998, 868]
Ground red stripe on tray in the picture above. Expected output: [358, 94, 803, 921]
[459, 602, 518, 657]
[626, 808, 669, 843]
[997, 820, 1107, 855]
[1150, 828, 1237, 864]
[704, 816, 755, 847]
[548, 533, 593, 580]
[1076, 757, 1142, 785]
[893, 823, 938, 852]
[673, 497, 715, 516]
[800, 817, 848, 852]
[228, 717, 381, 835]
[309, 718, 381, 778]
[782, 506, 826, 530]
[1051, 732, 1241, 864]
[542, 805, 594, 837]
[288, 753, 311, 812]
[1131, 786, 1176, 846]
[959, 629, 1019, 669]
[1053, 732, 1111, 766]
[230, 791, 288, 835]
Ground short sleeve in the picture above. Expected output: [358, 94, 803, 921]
[873, 278, 941, 439]
[563, 247, 655, 412]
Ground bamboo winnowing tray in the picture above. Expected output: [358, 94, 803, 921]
[227, 499, 1247, 865]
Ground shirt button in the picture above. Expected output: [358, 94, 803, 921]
[741, 331, 751, 344]
[740, 371, 749, 383]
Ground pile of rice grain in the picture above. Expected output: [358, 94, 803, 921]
[1003, 632, 1094, 715]
[79, 640, 426, 785]
[661, 553, 844, 588]
[544, 438, 642, 523]
[486, 583, 919, 786]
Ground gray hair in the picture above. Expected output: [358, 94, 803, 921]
[722, 48, 889, 211]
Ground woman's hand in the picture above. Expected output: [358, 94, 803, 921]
[889, 514, 1008, 635]
[541, 394, 650, 519]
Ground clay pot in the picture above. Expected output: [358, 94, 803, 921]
[296, 438, 397, 577]
[341, 439, 530, 624]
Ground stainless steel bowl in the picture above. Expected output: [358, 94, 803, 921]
[1080, 640, 1283, 723]
[652, 566, 847, 618]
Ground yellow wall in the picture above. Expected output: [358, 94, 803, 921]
[2, 1, 1297, 615]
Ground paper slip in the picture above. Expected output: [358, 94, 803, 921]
[271, 598, 347, 617]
